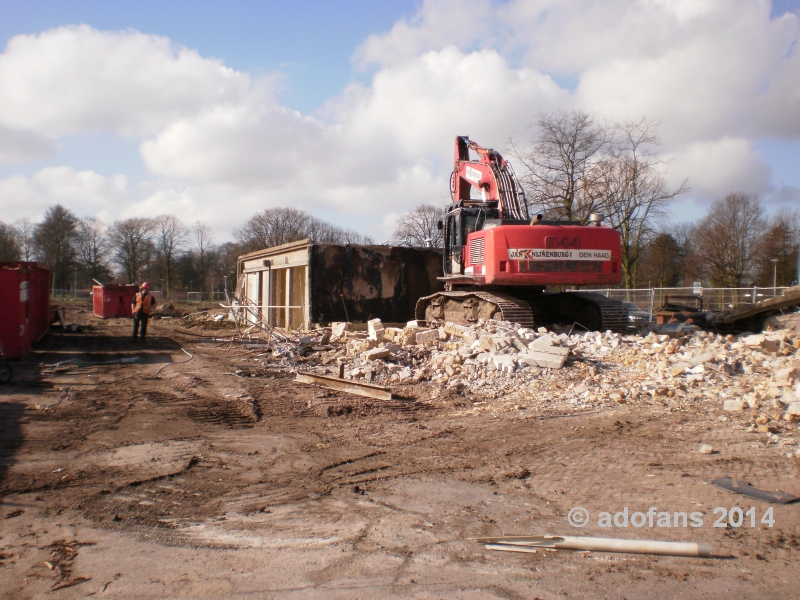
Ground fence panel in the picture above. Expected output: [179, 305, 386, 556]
[574, 287, 789, 314]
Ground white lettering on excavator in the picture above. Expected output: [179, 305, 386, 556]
[466, 166, 482, 183]
[508, 249, 611, 261]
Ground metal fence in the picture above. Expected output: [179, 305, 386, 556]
[49, 289, 228, 302]
[573, 287, 791, 314]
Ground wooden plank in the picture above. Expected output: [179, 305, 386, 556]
[295, 372, 393, 400]
[721, 286, 800, 324]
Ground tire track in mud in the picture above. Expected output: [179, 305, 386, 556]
[142, 390, 256, 429]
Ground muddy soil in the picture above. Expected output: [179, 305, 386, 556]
[1, 307, 798, 598]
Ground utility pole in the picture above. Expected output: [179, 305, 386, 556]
[74, 267, 77, 300]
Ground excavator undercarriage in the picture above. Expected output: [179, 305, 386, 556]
[415, 289, 630, 332]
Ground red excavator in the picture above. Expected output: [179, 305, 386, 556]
[415, 136, 628, 331]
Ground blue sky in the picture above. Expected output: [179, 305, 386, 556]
[1, 0, 799, 241]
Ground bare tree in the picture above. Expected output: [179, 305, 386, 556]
[75, 217, 111, 284]
[109, 217, 156, 283]
[154, 215, 188, 300]
[595, 119, 689, 288]
[234, 207, 311, 252]
[0, 222, 21, 261]
[195, 221, 214, 296]
[393, 204, 444, 247]
[234, 207, 372, 252]
[212, 241, 244, 295]
[754, 207, 799, 287]
[14, 218, 35, 261]
[510, 110, 608, 221]
[693, 193, 765, 287]
[33, 204, 78, 291]
[637, 232, 682, 288]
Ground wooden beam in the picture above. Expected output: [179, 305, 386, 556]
[295, 372, 393, 400]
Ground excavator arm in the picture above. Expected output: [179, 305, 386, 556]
[450, 136, 529, 221]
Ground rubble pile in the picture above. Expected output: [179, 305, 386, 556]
[255, 312, 800, 455]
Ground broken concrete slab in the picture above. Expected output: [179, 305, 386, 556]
[519, 346, 570, 369]
[331, 322, 353, 338]
[362, 347, 391, 361]
[415, 329, 438, 346]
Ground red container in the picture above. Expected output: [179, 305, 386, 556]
[93, 284, 138, 318]
[0, 265, 33, 361]
[1, 262, 50, 342]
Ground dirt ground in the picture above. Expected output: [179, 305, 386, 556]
[1, 306, 798, 599]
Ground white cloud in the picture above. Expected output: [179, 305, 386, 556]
[0, 125, 56, 164]
[0, 167, 128, 222]
[353, 0, 497, 68]
[0, 25, 260, 137]
[666, 138, 772, 198]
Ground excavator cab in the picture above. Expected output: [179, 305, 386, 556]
[442, 205, 490, 275]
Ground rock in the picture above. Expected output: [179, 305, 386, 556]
[519, 346, 570, 369]
[462, 331, 478, 346]
[362, 347, 390, 361]
[346, 338, 376, 355]
[723, 399, 745, 411]
[670, 363, 688, 377]
[399, 327, 419, 346]
[415, 329, 439, 346]
[444, 322, 467, 337]
[492, 355, 516, 369]
[367, 318, 384, 341]
[774, 367, 800, 386]
[699, 444, 714, 454]
[741, 334, 765, 347]
[786, 401, 800, 415]
[744, 393, 760, 409]
[384, 327, 404, 342]
[331, 322, 353, 338]
[529, 334, 557, 350]
[512, 338, 528, 352]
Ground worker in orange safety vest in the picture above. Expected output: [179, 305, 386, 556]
[131, 281, 157, 342]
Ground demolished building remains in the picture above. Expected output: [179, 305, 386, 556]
[236, 240, 443, 329]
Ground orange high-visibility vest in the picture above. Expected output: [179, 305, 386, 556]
[133, 292, 154, 315]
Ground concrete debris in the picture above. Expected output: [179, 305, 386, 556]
[367, 318, 384, 341]
[244, 307, 800, 446]
[331, 322, 353, 338]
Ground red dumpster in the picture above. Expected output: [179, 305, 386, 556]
[92, 284, 138, 318]
[1, 262, 50, 342]
[0, 265, 33, 382]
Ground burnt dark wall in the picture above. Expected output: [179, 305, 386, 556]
[309, 245, 443, 324]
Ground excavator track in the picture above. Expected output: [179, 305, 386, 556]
[566, 292, 629, 333]
[416, 291, 534, 327]
[415, 290, 629, 332]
